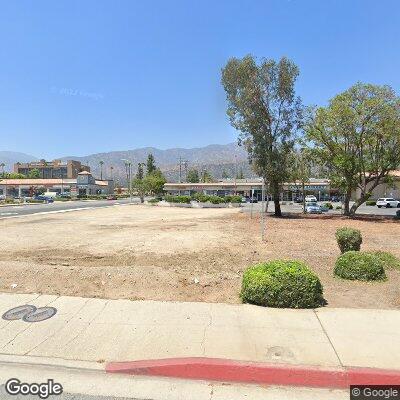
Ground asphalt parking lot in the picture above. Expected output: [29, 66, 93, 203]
[242, 201, 399, 217]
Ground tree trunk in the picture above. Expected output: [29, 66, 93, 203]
[272, 181, 282, 217]
[302, 181, 306, 214]
[343, 189, 352, 216]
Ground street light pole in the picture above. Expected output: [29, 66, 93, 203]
[121, 159, 133, 203]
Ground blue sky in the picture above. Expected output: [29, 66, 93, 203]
[1, 0, 399, 159]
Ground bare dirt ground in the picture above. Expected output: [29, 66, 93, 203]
[1, 204, 399, 308]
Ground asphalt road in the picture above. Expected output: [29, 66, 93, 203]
[0, 198, 135, 219]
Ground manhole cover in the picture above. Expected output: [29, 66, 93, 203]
[2, 305, 37, 321]
[22, 307, 57, 322]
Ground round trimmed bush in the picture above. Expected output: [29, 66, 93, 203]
[334, 251, 386, 281]
[367, 251, 400, 270]
[335, 227, 362, 253]
[240, 260, 324, 308]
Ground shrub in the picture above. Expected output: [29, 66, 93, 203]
[164, 195, 191, 204]
[365, 200, 376, 206]
[335, 205, 342, 210]
[224, 195, 242, 203]
[335, 227, 362, 253]
[323, 202, 333, 209]
[240, 260, 324, 308]
[395, 210, 400, 220]
[334, 251, 386, 281]
[148, 198, 159, 204]
[208, 196, 225, 204]
[368, 251, 400, 270]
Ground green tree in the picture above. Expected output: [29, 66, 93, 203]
[187, 169, 199, 183]
[136, 163, 144, 180]
[236, 167, 244, 179]
[221, 55, 302, 216]
[27, 168, 40, 179]
[146, 153, 156, 174]
[289, 149, 312, 213]
[305, 83, 400, 216]
[133, 169, 166, 203]
[0, 163, 5, 178]
[221, 169, 229, 179]
[201, 170, 214, 183]
[144, 169, 166, 195]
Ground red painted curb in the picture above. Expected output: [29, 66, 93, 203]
[106, 357, 400, 389]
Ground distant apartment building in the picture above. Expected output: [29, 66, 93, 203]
[14, 159, 90, 179]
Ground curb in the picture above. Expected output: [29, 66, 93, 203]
[106, 357, 400, 389]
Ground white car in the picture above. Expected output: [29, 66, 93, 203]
[305, 195, 317, 202]
[376, 198, 400, 208]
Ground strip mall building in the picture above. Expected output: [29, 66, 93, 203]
[164, 173, 400, 201]
[0, 171, 113, 197]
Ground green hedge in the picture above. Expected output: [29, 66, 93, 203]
[335, 227, 362, 253]
[365, 201, 376, 206]
[191, 194, 242, 203]
[241, 260, 324, 308]
[323, 202, 333, 209]
[164, 195, 191, 204]
[334, 251, 386, 281]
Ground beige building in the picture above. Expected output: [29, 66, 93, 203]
[14, 159, 90, 179]
[0, 171, 113, 198]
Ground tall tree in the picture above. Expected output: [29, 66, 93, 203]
[221, 55, 302, 216]
[221, 169, 229, 179]
[136, 163, 144, 180]
[201, 169, 214, 183]
[0, 163, 5, 178]
[187, 169, 199, 183]
[289, 149, 312, 213]
[146, 153, 156, 174]
[99, 160, 104, 180]
[27, 168, 40, 179]
[305, 83, 400, 216]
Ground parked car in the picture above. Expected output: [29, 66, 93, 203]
[0, 194, 6, 200]
[34, 195, 54, 203]
[305, 201, 323, 214]
[376, 198, 400, 208]
[107, 195, 118, 200]
[57, 193, 71, 199]
[305, 195, 318, 202]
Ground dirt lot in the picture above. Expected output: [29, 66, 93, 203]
[1, 205, 399, 308]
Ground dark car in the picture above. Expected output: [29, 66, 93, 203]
[34, 195, 54, 203]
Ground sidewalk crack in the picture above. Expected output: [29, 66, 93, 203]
[313, 309, 343, 367]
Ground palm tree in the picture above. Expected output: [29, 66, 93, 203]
[0, 163, 5, 178]
[110, 166, 114, 180]
[99, 160, 104, 180]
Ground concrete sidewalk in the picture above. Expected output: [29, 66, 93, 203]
[1, 292, 399, 371]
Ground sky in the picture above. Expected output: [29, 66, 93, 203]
[1, 0, 400, 159]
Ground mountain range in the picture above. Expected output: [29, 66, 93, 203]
[0, 143, 254, 182]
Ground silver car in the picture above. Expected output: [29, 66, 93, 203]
[305, 202, 323, 214]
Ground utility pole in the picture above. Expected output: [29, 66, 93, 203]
[178, 157, 182, 195]
[184, 160, 188, 182]
[234, 155, 237, 194]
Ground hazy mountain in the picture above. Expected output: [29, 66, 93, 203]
[0, 151, 38, 172]
[0, 144, 253, 183]
[61, 143, 251, 183]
